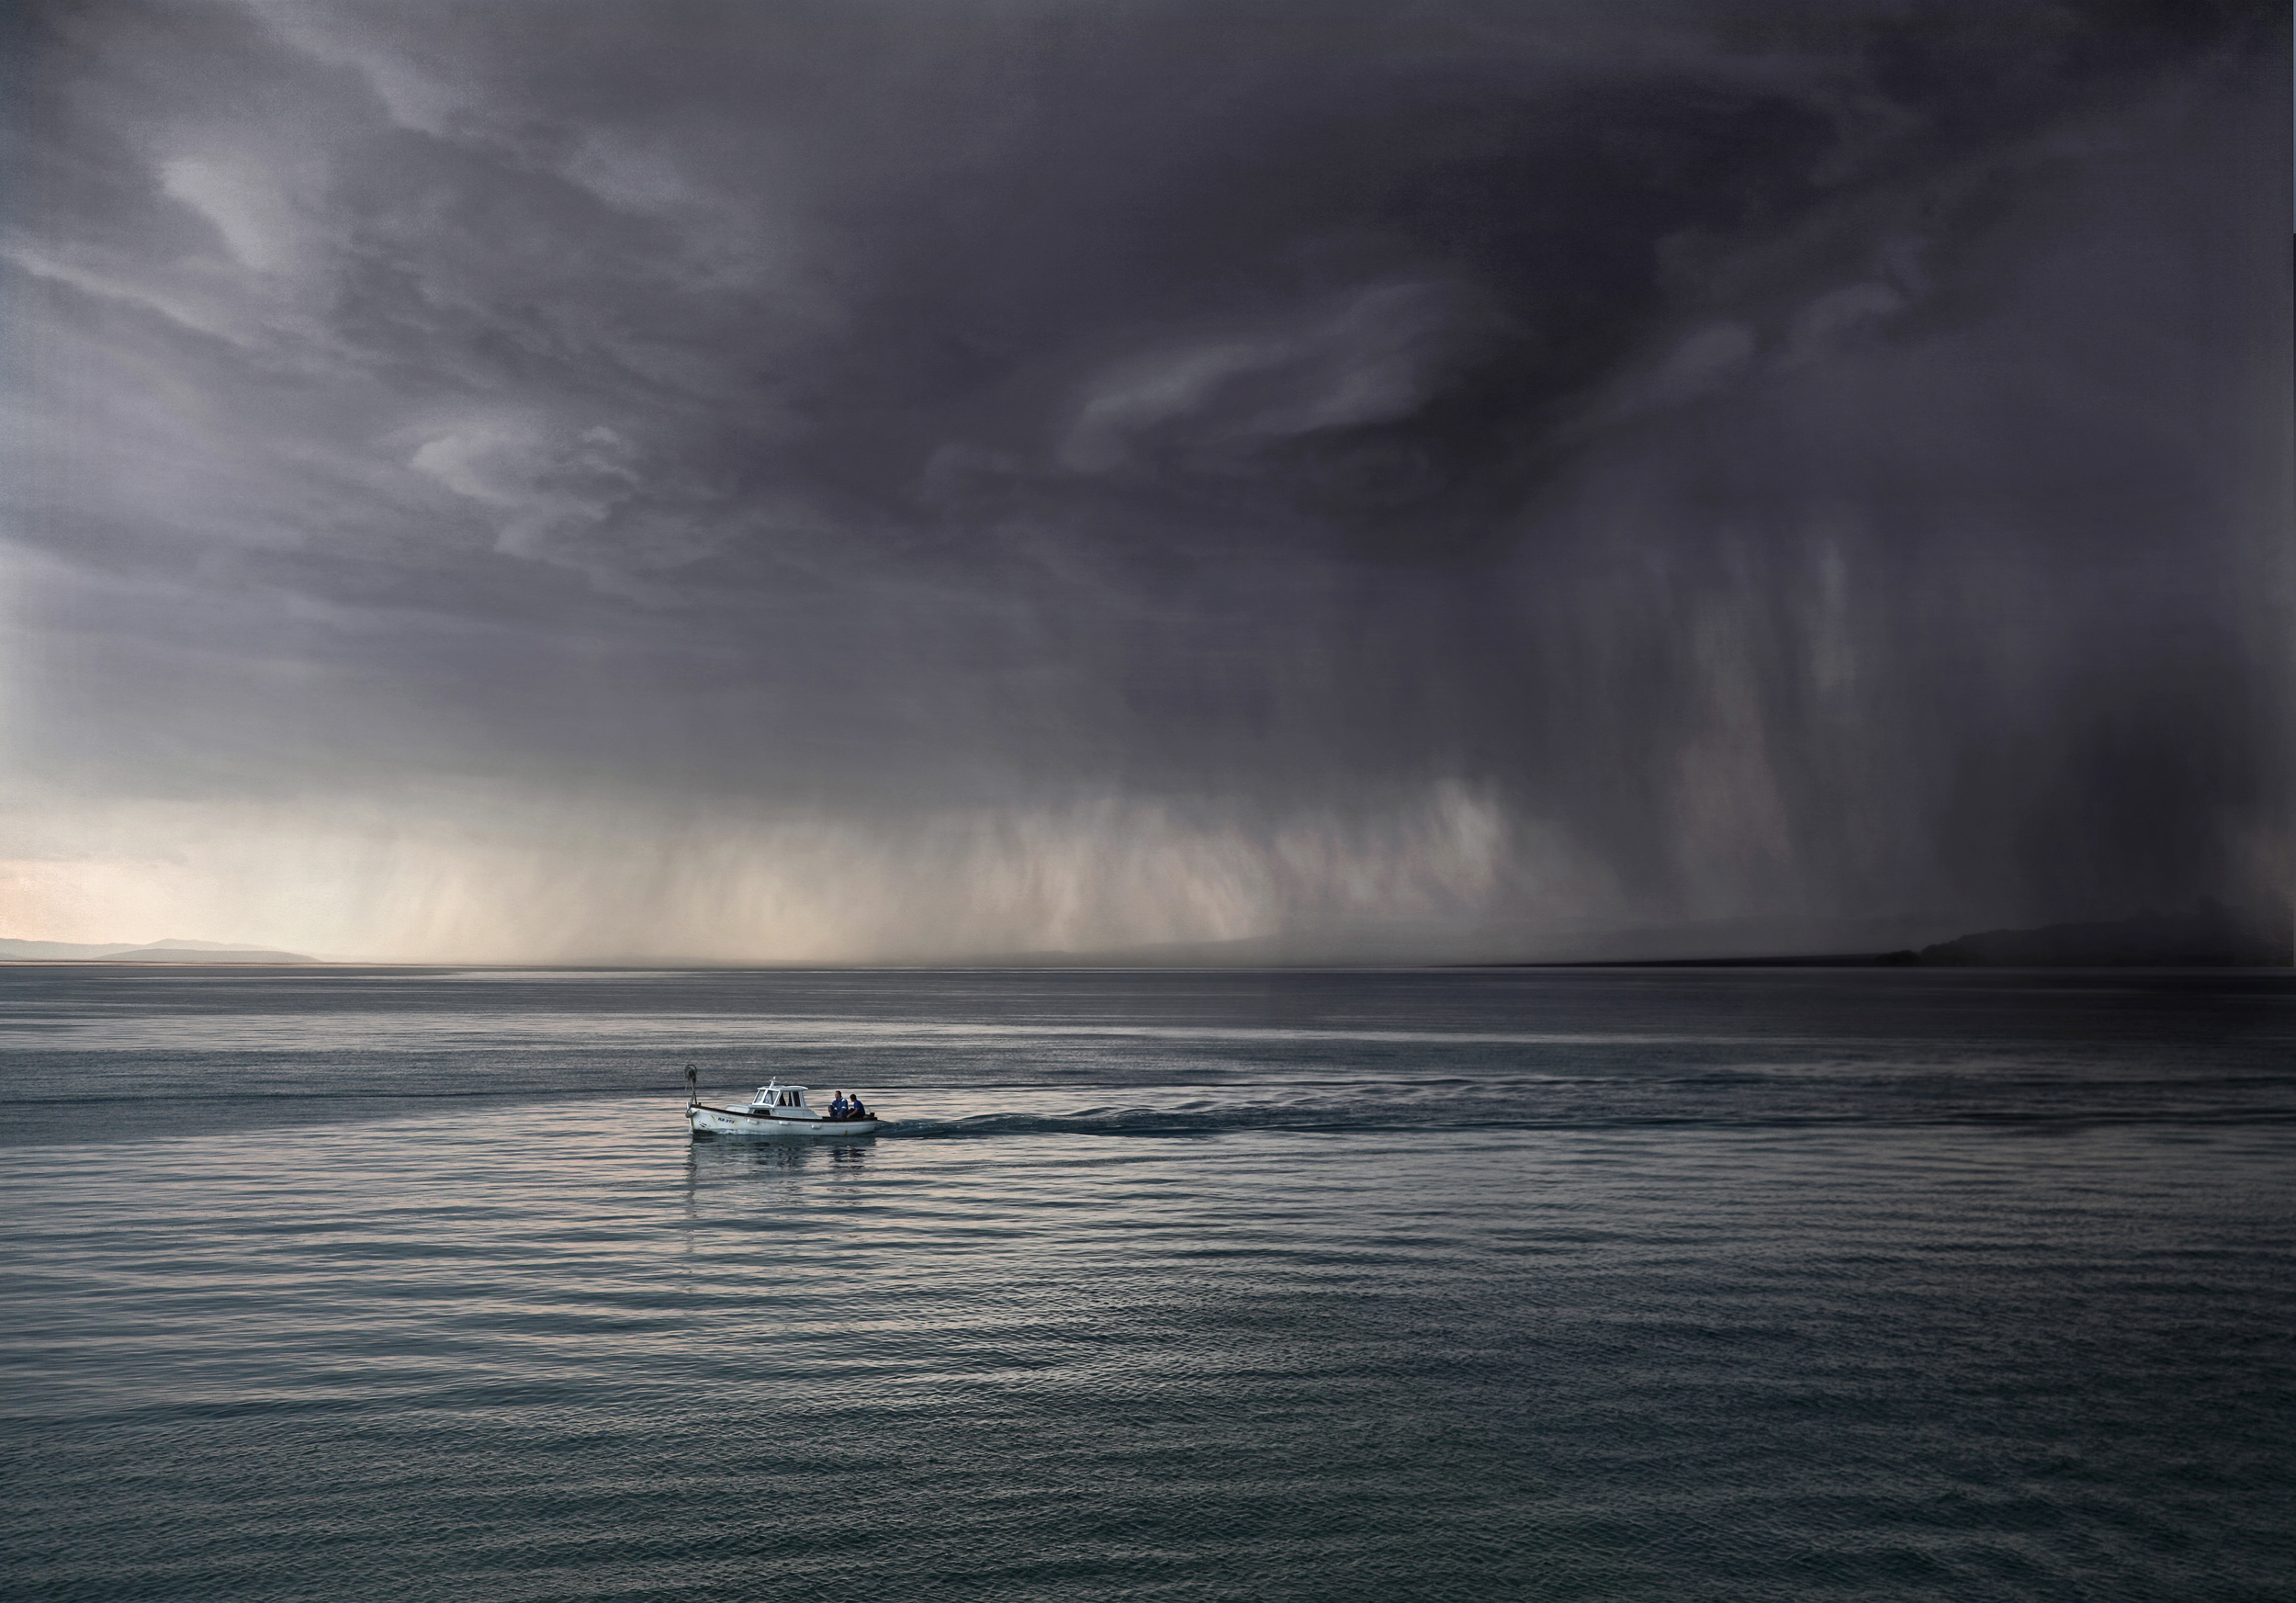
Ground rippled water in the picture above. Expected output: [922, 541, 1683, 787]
[4, 965, 2291, 1600]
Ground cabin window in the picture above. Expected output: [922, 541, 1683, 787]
[779, 1090, 798, 1107]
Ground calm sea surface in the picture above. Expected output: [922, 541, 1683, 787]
[3, 965, 2291, 1601]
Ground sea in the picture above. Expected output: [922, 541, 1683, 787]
[2, 964, 2291, 1602]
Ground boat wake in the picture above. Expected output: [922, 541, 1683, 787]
[887, 1104, 1473, 1140]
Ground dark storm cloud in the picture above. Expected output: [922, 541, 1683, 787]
[2, 0, 2287, 957]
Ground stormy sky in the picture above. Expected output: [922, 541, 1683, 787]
[3, 0, 2289, 962]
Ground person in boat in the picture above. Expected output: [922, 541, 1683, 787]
[829, 1091, 849, 1117]
[848, 1095, 868, 1120]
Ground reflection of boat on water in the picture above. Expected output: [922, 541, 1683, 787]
[688, 1135, 872, 1172]
[685, 1070, 881, 1138]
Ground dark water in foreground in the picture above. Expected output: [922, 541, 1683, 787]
[3, 965, 2291, 1601]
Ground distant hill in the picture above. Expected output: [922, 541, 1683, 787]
[139, 938, 286, 953]
[0, 939, 314, 964]
[0, 940, 143, 960]
[104, 946, 315, 964]
[1881, 899, 2291, 967]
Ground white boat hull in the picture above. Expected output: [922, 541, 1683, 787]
[689, 1101, 880, 1138]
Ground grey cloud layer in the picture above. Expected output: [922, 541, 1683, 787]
[5, 0, 2288, 954]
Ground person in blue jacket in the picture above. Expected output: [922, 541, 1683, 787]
[829, 1091, 849, 1117]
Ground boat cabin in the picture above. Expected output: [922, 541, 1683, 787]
[749, 1081, 811, 1110]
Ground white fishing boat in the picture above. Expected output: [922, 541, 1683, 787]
[685, 1069, 882, 1138]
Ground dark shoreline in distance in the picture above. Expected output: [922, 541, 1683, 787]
[0, 959, 333, 967]
[1507, 954, 1908, 968]
[1504, 899, 2294, 969]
